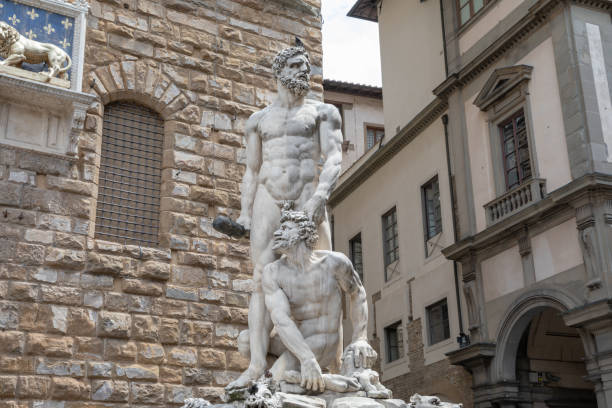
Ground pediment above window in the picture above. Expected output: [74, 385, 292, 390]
[474, 65, 533, 111]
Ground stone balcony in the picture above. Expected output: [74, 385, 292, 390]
[485, 178, 547, 225]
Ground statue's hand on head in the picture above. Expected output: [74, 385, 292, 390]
[344, 339, 377, 370]
[303, 195, 326, 225]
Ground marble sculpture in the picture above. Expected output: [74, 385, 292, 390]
[189, 40, 463, 408]
[0, 21, 72, 80]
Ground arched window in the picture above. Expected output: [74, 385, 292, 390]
[95, 102, 164, 247]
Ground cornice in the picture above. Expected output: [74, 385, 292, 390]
[435, 0, 612, 99]
[442, 173, 612, 260]
[435, 0, 559, 98]
[328, 97, 448, 207]
[0, 74, 96, 105]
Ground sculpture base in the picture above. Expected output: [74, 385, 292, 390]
[0, 65, 70, 88]
[182, 393, 408, 408]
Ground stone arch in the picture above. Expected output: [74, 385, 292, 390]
[492, 287, 583, 383]
[84, 62, 202, 246]
[87, 62, 198, 122]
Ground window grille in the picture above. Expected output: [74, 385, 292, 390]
[95, 102, 164, 247]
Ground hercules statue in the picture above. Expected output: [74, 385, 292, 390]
[223, 41, 343, 390]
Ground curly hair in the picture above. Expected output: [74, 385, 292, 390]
[279, 208, 319, 249]
[271, 46, 310, 78]
[0, 23, 20, 59]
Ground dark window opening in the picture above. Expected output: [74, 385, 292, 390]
[427, 299, 450, 345]
[382, 207, 399, 281]
[422, 176, 442, 241]
[350, 233, 363, 282]
[385, 321, 404, 363]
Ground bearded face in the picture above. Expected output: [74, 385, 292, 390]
[272, 220, 301, 254]
[277, 53, 311, 97]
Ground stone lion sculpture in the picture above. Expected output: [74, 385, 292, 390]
[0, 22, 72, 80]
[409, 394, 463, 408]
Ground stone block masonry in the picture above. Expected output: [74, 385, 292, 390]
[0, 0, 322, 406]
[383, 319, 473, 407]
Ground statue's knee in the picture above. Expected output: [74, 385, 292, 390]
[238, 330, 250, 356]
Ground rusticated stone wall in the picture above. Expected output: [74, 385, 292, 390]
[0, 0, 322, 406]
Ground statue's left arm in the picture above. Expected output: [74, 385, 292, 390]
[304, 103, 343, 224]
[335, 255, 377, 368]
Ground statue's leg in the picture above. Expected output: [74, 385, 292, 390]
[2, 54, 26, 66]
[226, 187, 280, 390]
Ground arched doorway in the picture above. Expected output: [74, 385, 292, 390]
[514, 308, 596, 407]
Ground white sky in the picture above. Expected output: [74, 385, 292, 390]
[322, 0, 382, 87]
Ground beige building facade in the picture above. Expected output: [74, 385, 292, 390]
[0, 0, 323, 406]
[323, 79, 384, 172]
[334, 0, 612, 407]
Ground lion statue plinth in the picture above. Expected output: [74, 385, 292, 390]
[0, 22, 72, 81]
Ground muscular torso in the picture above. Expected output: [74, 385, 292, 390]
[256, 100, 322, 203]
[267, 251, 347, 338]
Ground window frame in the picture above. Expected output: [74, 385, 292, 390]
[474, 66, 539, 197]
[384, 321, 404, 363]
[456, 0, 492, 27]
[349, 233, 363, 282]
[498, 109, 532, 191]
[381, 207, 399, 282]
[426, 298, 450, 346]
[421, 175, 442, 257]
[364, 123, 385, 151]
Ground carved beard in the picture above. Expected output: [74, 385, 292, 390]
[272, 234, 301, 253]
[279, 74, 310, 97]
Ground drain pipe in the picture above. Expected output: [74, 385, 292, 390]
[442, 114, 466, 342]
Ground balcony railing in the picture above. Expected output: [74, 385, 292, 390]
[485, 178, 546, 225]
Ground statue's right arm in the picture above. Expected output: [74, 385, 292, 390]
[236, 111, 263, 230]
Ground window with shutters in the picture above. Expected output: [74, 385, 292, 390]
[499, 110, 531, 191]
[95, 102, 164, 247]
[349, 233, 363, 282]
[384, 321, 403, 363]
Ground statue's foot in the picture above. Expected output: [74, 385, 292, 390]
[225, 369, 260, 391]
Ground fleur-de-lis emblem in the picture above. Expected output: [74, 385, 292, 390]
[26, 8, 39, 20]
[25, 29, 36, 39]
[43, 23, 55, 35]
[61, 18, 72, 30]
[8, 14, 20, 25]
[60, 38, 70, 49]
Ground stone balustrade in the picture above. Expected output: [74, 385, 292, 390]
[485, 178, 546, 225]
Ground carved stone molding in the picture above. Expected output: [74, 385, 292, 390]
[0, 74, 95, 156]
